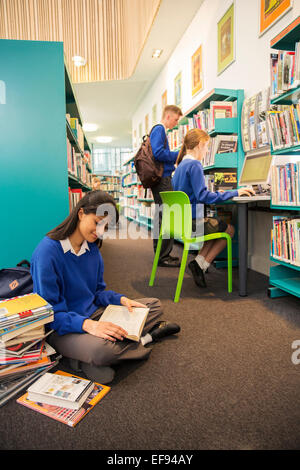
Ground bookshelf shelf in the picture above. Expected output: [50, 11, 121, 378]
[203, 152, 238, 171]
[208, 117, 238, 136]
[270, 256, 300, 271]
[271, 143, 300, 155]
[269, 17, 300, 300]
[270, 84, 300, 105]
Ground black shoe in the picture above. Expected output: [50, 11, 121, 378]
[168, 255, 179, 262]
[149, 321, 180, 342]
[188, 260, 207, 288]
[158, 258, 180, 267]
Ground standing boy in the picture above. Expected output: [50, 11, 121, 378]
[150, 105, 183, 267]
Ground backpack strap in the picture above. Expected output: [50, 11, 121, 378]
[148, 124, 167, 148]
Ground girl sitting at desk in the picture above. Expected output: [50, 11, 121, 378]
[172, 128, 254, 288]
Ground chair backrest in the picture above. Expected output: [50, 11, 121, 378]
[159, 191, 192, 240]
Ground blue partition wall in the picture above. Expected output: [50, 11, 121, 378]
[0, 39, 69, 267]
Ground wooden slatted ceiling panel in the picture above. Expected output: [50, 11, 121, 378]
[0, 0, 161, 82]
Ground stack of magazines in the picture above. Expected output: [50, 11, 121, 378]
[17, 370, 111, 427]
[0, 293, 60, 407]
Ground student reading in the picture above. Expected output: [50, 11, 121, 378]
[172, 128, 254, 288]
[31, 191, 180, 384]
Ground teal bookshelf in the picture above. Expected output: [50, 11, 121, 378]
[269, 16, 300, 299]
[0, 39, 69, 268]
[0, 39, 92, 268]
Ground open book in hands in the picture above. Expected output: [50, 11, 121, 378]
[99, 305, 149, 342]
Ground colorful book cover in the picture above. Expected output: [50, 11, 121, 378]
[17, 370, 110, 427]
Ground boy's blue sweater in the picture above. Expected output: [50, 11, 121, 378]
[172, 158, 238, 219]
[31, 236, 123, 336]
[150, 124, 178, 177]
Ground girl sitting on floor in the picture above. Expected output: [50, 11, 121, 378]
[172, 128, 254, 288]
[31, 190, 180, 384]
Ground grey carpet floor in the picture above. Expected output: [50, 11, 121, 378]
[1, 224, 300, 450]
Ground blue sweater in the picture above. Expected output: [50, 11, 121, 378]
[172, 158, 238, 219]
[31, 236, 123, 336]
[150, 124, 178, 177]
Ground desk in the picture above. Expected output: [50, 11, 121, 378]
[232, 195, 271, 296]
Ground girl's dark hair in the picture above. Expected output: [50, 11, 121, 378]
[47, 190, 119, 246]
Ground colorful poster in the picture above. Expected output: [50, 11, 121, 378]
[191, 45, 203, 97]
[259, 0, 293, 36]
[145, 114, 149, 135]
[162, 90, 167, 111]
[217, 3, 235, 75]
[174, 72, 182, 107]
[152, 104, 157, 125]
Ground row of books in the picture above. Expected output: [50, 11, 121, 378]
[167, 101, 237, 151]
[66, 114, 85, 152]
[202, 135, 238, 167]
[192, 100, 237, 132]
[0, 293, 60, 408]
[270, 162, 300, 206]
[270, 45, 300, 99]
[168, 122, 192, 150]
[123, 171, 138, 186]
[267, 104, 300, 150]
[68, 188, 83, 211]
[139, 203, 155, 219]
[271, 216, 300, 266]
[67, 138, 92, 187]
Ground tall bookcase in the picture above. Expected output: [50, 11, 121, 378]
[0, 39, 91, 268]
[268, 16, 300, 298]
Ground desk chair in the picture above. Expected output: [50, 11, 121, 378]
[149, 191, 232, 302]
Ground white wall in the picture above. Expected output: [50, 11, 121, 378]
[132, 0, 300, 276]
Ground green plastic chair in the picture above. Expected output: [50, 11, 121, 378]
[149, 191, 232, 302]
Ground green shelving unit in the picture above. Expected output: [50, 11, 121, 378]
[0, 39, 69, 267]
[269, 16, 300, 299]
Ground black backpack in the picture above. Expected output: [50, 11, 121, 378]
[0, 260, 33, 300]
[134, 125, 166, 189]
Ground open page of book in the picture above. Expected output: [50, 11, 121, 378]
[99, 305, 149, 342]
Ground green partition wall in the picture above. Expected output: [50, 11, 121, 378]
[0, 39, 69, 268]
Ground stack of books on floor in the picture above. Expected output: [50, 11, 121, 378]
[17, 370, 111, 427]
[0, 293, 60, 407]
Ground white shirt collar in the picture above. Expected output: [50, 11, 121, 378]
[60, 238, 90, 257]
[182, 154, 196, 161]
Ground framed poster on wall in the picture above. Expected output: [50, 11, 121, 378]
[174, 72, 182, 107]
[259, 0, 293, 36]
[191, 45, 203, 97]
[162, 90, 167, 111]
[217, 3, 235, 75]
[152, 103, 157, 125]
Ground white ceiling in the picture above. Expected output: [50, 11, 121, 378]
[74, 0, 204, 149]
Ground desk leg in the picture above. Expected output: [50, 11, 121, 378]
[238, 203, 248, 297]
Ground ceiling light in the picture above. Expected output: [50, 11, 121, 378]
[152, 49, 163, 59]
[95, 136, 113, 143]
[82, 123, 99, 132]
[72, 55, 87, 67]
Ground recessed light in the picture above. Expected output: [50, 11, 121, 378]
[95, 136, 113, 143]
[83, 123, 99, 132]
[152, 49, 163, 59]
[72, 55, 87, 67]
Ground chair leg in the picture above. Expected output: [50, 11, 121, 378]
[149, 236, 163, 286]
[174, 244, 189, 303]
[226, 235, 232, 293]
